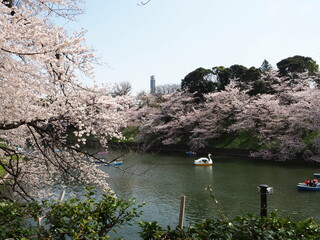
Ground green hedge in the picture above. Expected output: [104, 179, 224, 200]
[139, 213, 320, 240]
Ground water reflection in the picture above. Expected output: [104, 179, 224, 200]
[103, 152, 320, 239]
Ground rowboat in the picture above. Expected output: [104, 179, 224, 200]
[297, 183, 320, 191]
[96, 151, 108, 155]
[314, 173, 320, 178]
[105, 161, 123, 167]
[186, 151, 197, 156]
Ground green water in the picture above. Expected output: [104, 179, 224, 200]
[101, 152, 320, 239]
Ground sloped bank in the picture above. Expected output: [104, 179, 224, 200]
[110, 130, 258, 157]
[109, 141, 252, 157]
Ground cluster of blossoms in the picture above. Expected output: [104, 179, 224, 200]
[132, 71, 320, 162]
[0, 0, 132, 199]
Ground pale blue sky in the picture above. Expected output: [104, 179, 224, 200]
[66, 0, 320, 94]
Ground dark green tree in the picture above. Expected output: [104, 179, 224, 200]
[276, 55, 319, 76]
[244, 67, 262, 83]
[260, 59, 273, 72]
[248, 79, 268, 96]
[229, 64, 248, 80]
[212, 66, 232, 91]
[181, 67, 216, 99]
[229, 65, 261, 91]
[212, 65, 262, 92]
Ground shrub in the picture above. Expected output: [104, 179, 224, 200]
[139, 212, 320, 240]
[139, 213, 320, 240]
[0, 188, 144, 239]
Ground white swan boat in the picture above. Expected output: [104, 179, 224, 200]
[194, 154, 213, 166]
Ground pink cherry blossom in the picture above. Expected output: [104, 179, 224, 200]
[0, 1, 132, 199]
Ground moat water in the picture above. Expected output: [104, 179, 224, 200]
[99, 151, 320, 239]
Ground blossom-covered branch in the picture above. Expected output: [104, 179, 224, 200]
[0, 0, 132, 199]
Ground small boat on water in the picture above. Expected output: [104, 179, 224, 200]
[15, 146, 26, 154]
[314, 173, 320, 178]
[297, 182, 320, 191]
[105, 161, 123, 167]
[186, 151, 197, 156]
[94, 160, 106, 164]
[96, 151, 108, 155]
[194, 154, 213, 166]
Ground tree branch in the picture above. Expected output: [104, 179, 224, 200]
[137, 0, 151, 6]
[0, 47, 53, 56]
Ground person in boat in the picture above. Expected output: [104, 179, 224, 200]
[306, 178, 318, 187]
[305, 179, 310, 185]
[311, 178, 319, 187]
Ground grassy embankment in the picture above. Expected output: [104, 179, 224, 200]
[210, 130, 319, 159]
[0, 166, 4, 176]
[113, 127, 262, 153]
[217, 130, 319, 150]
[211, 131, 261, 150]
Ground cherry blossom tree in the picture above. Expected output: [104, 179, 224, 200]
[131, 91, 197, 149]
[132, 70, 320, 162]
[189, 84, 249, 149]
[111, 81, 132, 97]
[0, 0, 132, 199]
[155, 84, 180, 95]
[230, 71, 320, 161]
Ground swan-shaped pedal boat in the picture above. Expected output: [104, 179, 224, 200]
[194, 154, 213, 166]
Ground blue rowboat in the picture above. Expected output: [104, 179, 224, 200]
[314, 173, 320, 178]
[186, 151, 197, 156]
[297, 183, 320, 191]
[105, 161, 123, 167]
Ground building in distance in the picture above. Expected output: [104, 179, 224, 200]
[150, 75, 156, 94]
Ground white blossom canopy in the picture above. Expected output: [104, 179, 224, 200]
[0, 0, 131, 199]
[133, 71, 320, 162]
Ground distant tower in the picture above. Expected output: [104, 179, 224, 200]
[150, 75, 156, 94]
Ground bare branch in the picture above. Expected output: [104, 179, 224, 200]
[137, 0, 151, 6]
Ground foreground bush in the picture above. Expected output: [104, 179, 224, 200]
[139, 212, 320, 240]
[2, 187, 320, 240]
[0, 188, 143, 240]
